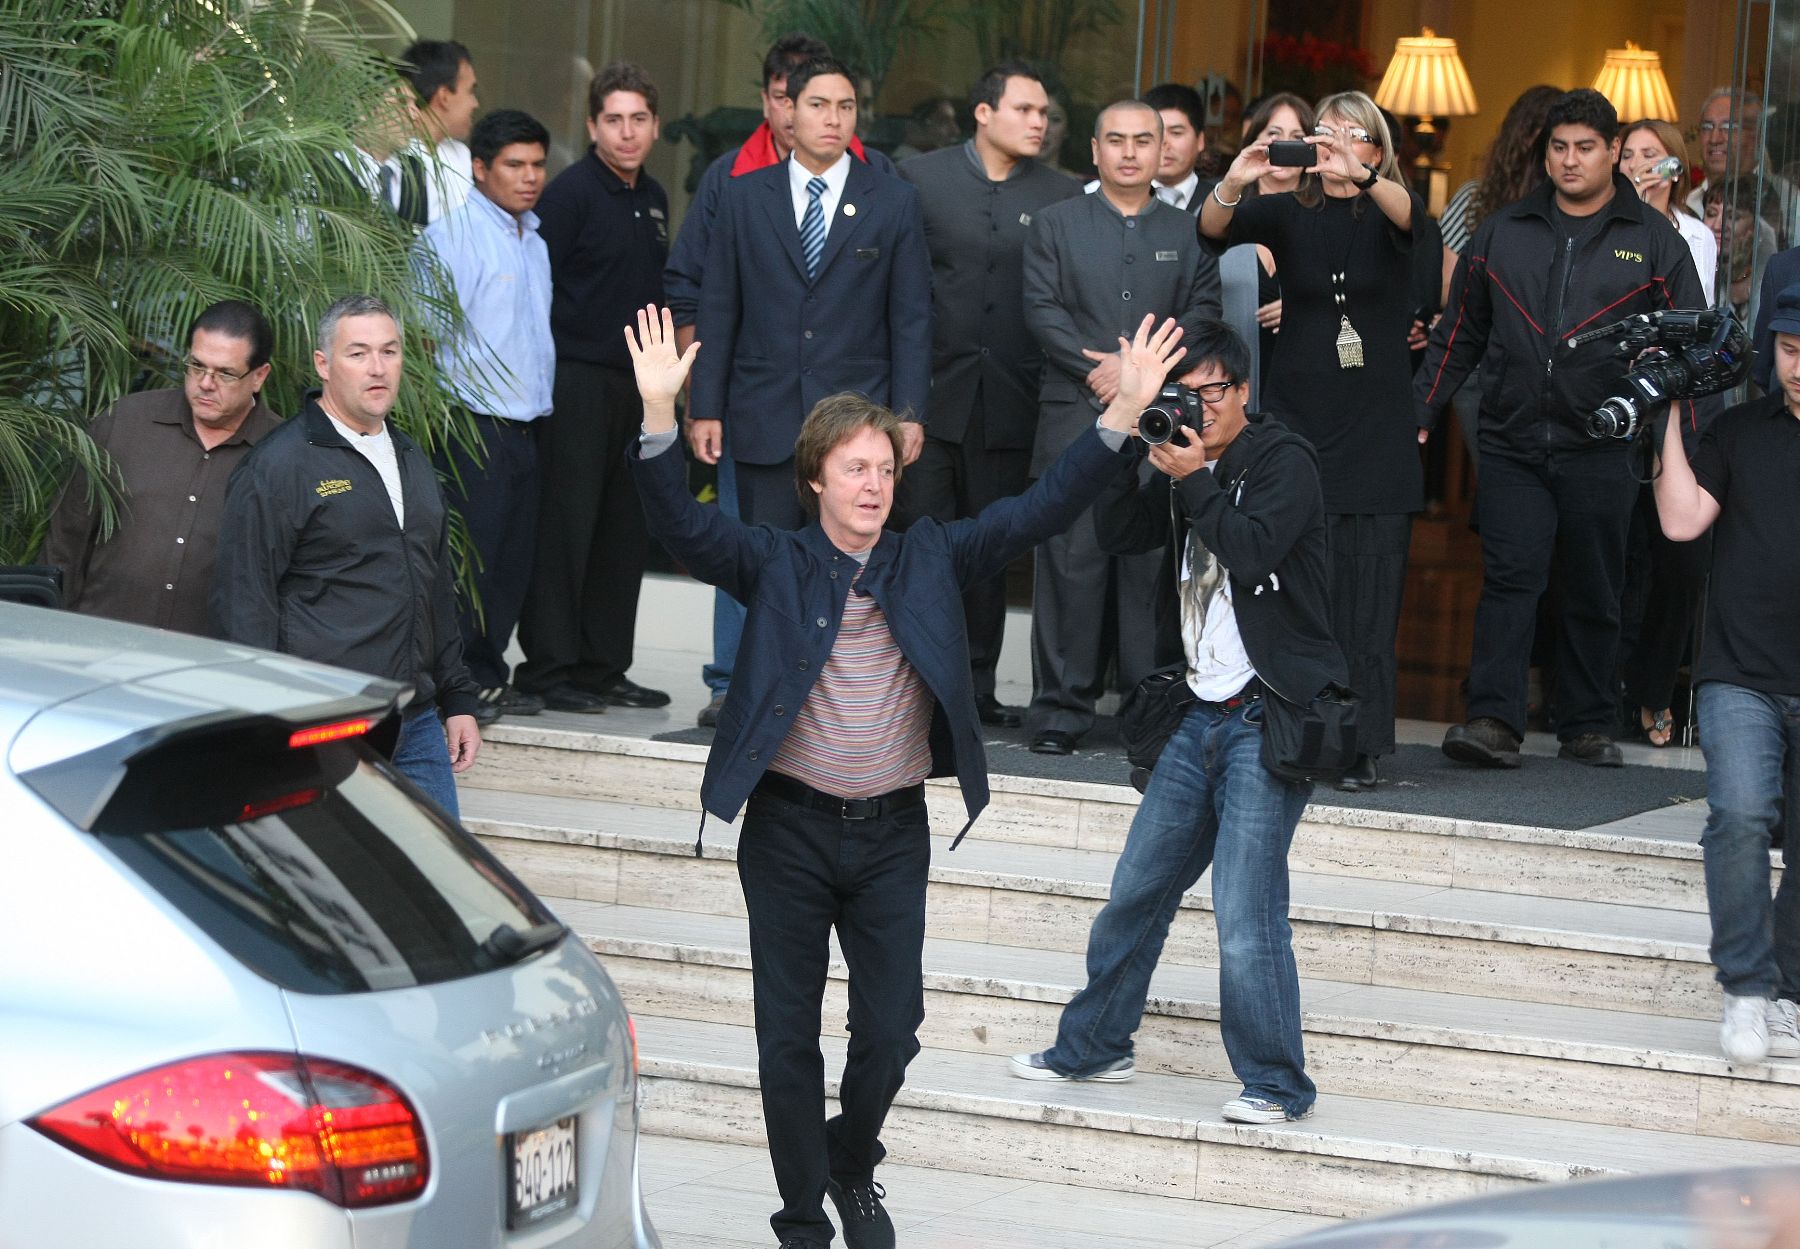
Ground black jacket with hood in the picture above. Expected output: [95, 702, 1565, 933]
[1095, 414, 1346, 707]
[212, 396, 480, 720]
[1415, 173, 1707, 458]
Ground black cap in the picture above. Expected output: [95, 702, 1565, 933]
[1769, 281, 1800, 336]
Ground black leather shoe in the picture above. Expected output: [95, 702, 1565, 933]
[1029, 729, 1077, 756]
[976, 696, 1024, 727]
[1336, 754, 1378, 792]
[1559, 732, 1624, 767]
[588, 676, 671, 709]
[471, 701, 502, 727]
[539, 683, 608, 714]
[1441, 717, 1522, 769]
[825, 1178, 894, 1249]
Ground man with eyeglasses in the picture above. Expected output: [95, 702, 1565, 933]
[1685, 88, 1800, 249]
[40, 300, 283, 637]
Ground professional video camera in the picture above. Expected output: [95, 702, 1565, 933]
[1138, 382, 1202, 445]
[1567, 307, 1751, 440]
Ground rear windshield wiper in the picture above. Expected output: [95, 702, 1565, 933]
[480, 921, 568, 964]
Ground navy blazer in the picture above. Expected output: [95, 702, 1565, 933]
[691, 157, 934, 466]
[628, 427, 1129, 833]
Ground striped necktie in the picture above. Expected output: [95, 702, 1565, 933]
[800, 175, 828, 279]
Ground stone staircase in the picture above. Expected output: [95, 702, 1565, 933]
[462, 722, 1800, 1222]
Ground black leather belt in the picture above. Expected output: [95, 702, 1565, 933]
[1196, 677, 1263, 716]
[754, 771, 926, 821]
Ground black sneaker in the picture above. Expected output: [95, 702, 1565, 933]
[478, 685, 544, 718]
[825, 1178, 893, 1249]
[1441, 717, 1522, 768]
[1559, 732, 1623, 767]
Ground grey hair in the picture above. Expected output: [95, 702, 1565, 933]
[316, 293, 399, 356]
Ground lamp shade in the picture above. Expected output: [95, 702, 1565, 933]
[1373, 28, 1479, 117]
[1592, 43, 1678, 122]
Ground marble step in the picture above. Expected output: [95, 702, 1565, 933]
[562, 900, 1799, 1143]
[630, 1013, 1800, 1221]
[465, 723, 1743, 913]
[465, 790, 1724, 1020]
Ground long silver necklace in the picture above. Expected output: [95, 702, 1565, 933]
[1330, 200, 1364, 369]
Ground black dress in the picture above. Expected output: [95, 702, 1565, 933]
[1211, 187, 1427, 759]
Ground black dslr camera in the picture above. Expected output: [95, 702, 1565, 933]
[1568, 307, 1751, 440]
[1138, 382, 1202, 445]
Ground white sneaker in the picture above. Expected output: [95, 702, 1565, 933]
[1769, 998, 1800, 1059]
[1721, 992, 1771, 1063]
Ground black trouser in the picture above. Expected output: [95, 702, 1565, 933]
[892, 410, 1031, 701]
[516, 362, 648, 694]
[736, 779, 930, 1247]
[435, 412, 540, 690]
[736, 456, 809, 531]
[1327, 513, 1413, 757]
[1621, 483, 1711, 713]
[1467, 446, 1637, 739]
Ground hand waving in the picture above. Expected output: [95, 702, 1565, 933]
[1114, 314, 1188, 412]
[624, 304, 700, 410]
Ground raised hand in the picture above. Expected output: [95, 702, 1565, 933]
[624, 304, 700, 412]
[1113, 314, 1188, 413]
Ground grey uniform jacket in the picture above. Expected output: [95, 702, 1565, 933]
[1022, 192, 1221, 475]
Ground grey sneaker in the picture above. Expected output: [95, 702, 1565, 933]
[1009, 1051, 1135, 1081]
[1221, 1094, 1312, 1124]
[1721, 991, 1771, 1063]
[1769, 998, 1800, 1059]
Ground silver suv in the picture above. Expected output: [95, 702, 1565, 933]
[0, 602, 660, 1248]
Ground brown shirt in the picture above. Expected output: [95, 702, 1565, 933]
[40, 388, 282, 636]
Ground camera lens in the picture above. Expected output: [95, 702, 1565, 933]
[1586, 397, 1641, 440]
[1139, 405, 1177, 445]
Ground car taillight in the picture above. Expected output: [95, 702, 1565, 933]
[627, 1014, 639, 1077]
[288, 717, 377, 749]
[27, 1052, 428, 1208]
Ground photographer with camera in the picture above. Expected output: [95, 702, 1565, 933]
[1650, 283, 1800, 1064]
[1200, 90, 1425, 792]
[1010, 318, 1345, 1124]
[1417, 88, 1705, 769]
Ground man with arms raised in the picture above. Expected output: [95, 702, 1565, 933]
[43, 300, 282, 636]
[894, 62, 1080, 725]
[214, 295, 480, 815]
[626, 304, 1185, 1249]
[1652, 283, 1800, 1064]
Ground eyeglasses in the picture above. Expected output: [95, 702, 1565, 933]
[1697, 121, 1748, 135]
[1314, 123, 1377, 145]
[183, 359, 253, 385]
[1191, 380, 1239, 403]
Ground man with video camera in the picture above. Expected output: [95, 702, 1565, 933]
[1416, 88, 1705, 769]
[1651, 283, 1800, 1065]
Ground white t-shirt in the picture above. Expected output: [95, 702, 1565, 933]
[1673, 211, 1719, 298]
[325, 411, 405, 526]
[1179, 474, 1256, 701]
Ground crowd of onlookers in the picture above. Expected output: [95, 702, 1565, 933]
[30, 30, 1798, 1195]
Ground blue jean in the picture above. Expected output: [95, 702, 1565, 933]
[704, 446, 745, 697]
[1046, 700, 1315, 1114]
[1697, 681, 1800, 999]
[393, 707, 460, 820]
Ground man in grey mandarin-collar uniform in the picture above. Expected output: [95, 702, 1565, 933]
[1021, 98, 1220, 753]
[896, 62, 1080, 727]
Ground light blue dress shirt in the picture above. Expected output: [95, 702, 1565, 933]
[420, 188, 554, 421]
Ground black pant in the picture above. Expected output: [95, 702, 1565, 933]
[893, 413, 1031, 700]
[1621, 483, 1711, 713]
[516, 362, 648, 694]
[1327, 513, 1412, 757]
[1467, 447, 1637, 739]
[736, 783, 930, 1246]
[736, 456, 809, 531]
[435, 413, 539, 690]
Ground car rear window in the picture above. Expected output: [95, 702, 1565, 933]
[97, 748, 558, 994]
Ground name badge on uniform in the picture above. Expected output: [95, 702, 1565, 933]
[1019, 212, 1032, 227]
[1155, 250, 1179, 261]
[648, 207, 666, 220]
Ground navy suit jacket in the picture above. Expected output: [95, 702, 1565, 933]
[692, 157, 933, 465]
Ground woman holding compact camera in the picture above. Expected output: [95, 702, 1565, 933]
[1200, 89, 1426, 791]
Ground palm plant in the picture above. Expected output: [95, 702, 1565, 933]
[0, 0, 480, 565]
[715, 0, 939, 97]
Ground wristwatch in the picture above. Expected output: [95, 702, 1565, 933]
[1354, 163, 1381, 190]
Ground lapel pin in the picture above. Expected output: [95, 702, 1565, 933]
[843, 203, 857, 216]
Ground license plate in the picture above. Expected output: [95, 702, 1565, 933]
[506, 1116, 578, 1228]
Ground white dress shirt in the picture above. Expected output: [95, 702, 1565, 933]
[1156, 170, 1201, 211]
[788, 151, 853, 236]
[342, 147, 405, 210]
[413, 136, 474, 224]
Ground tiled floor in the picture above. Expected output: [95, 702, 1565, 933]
[638, 1135, 1337, 1249]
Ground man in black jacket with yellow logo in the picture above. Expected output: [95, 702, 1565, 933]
[1416, 89, 1706, 769]
[214, 294, 481, 815]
